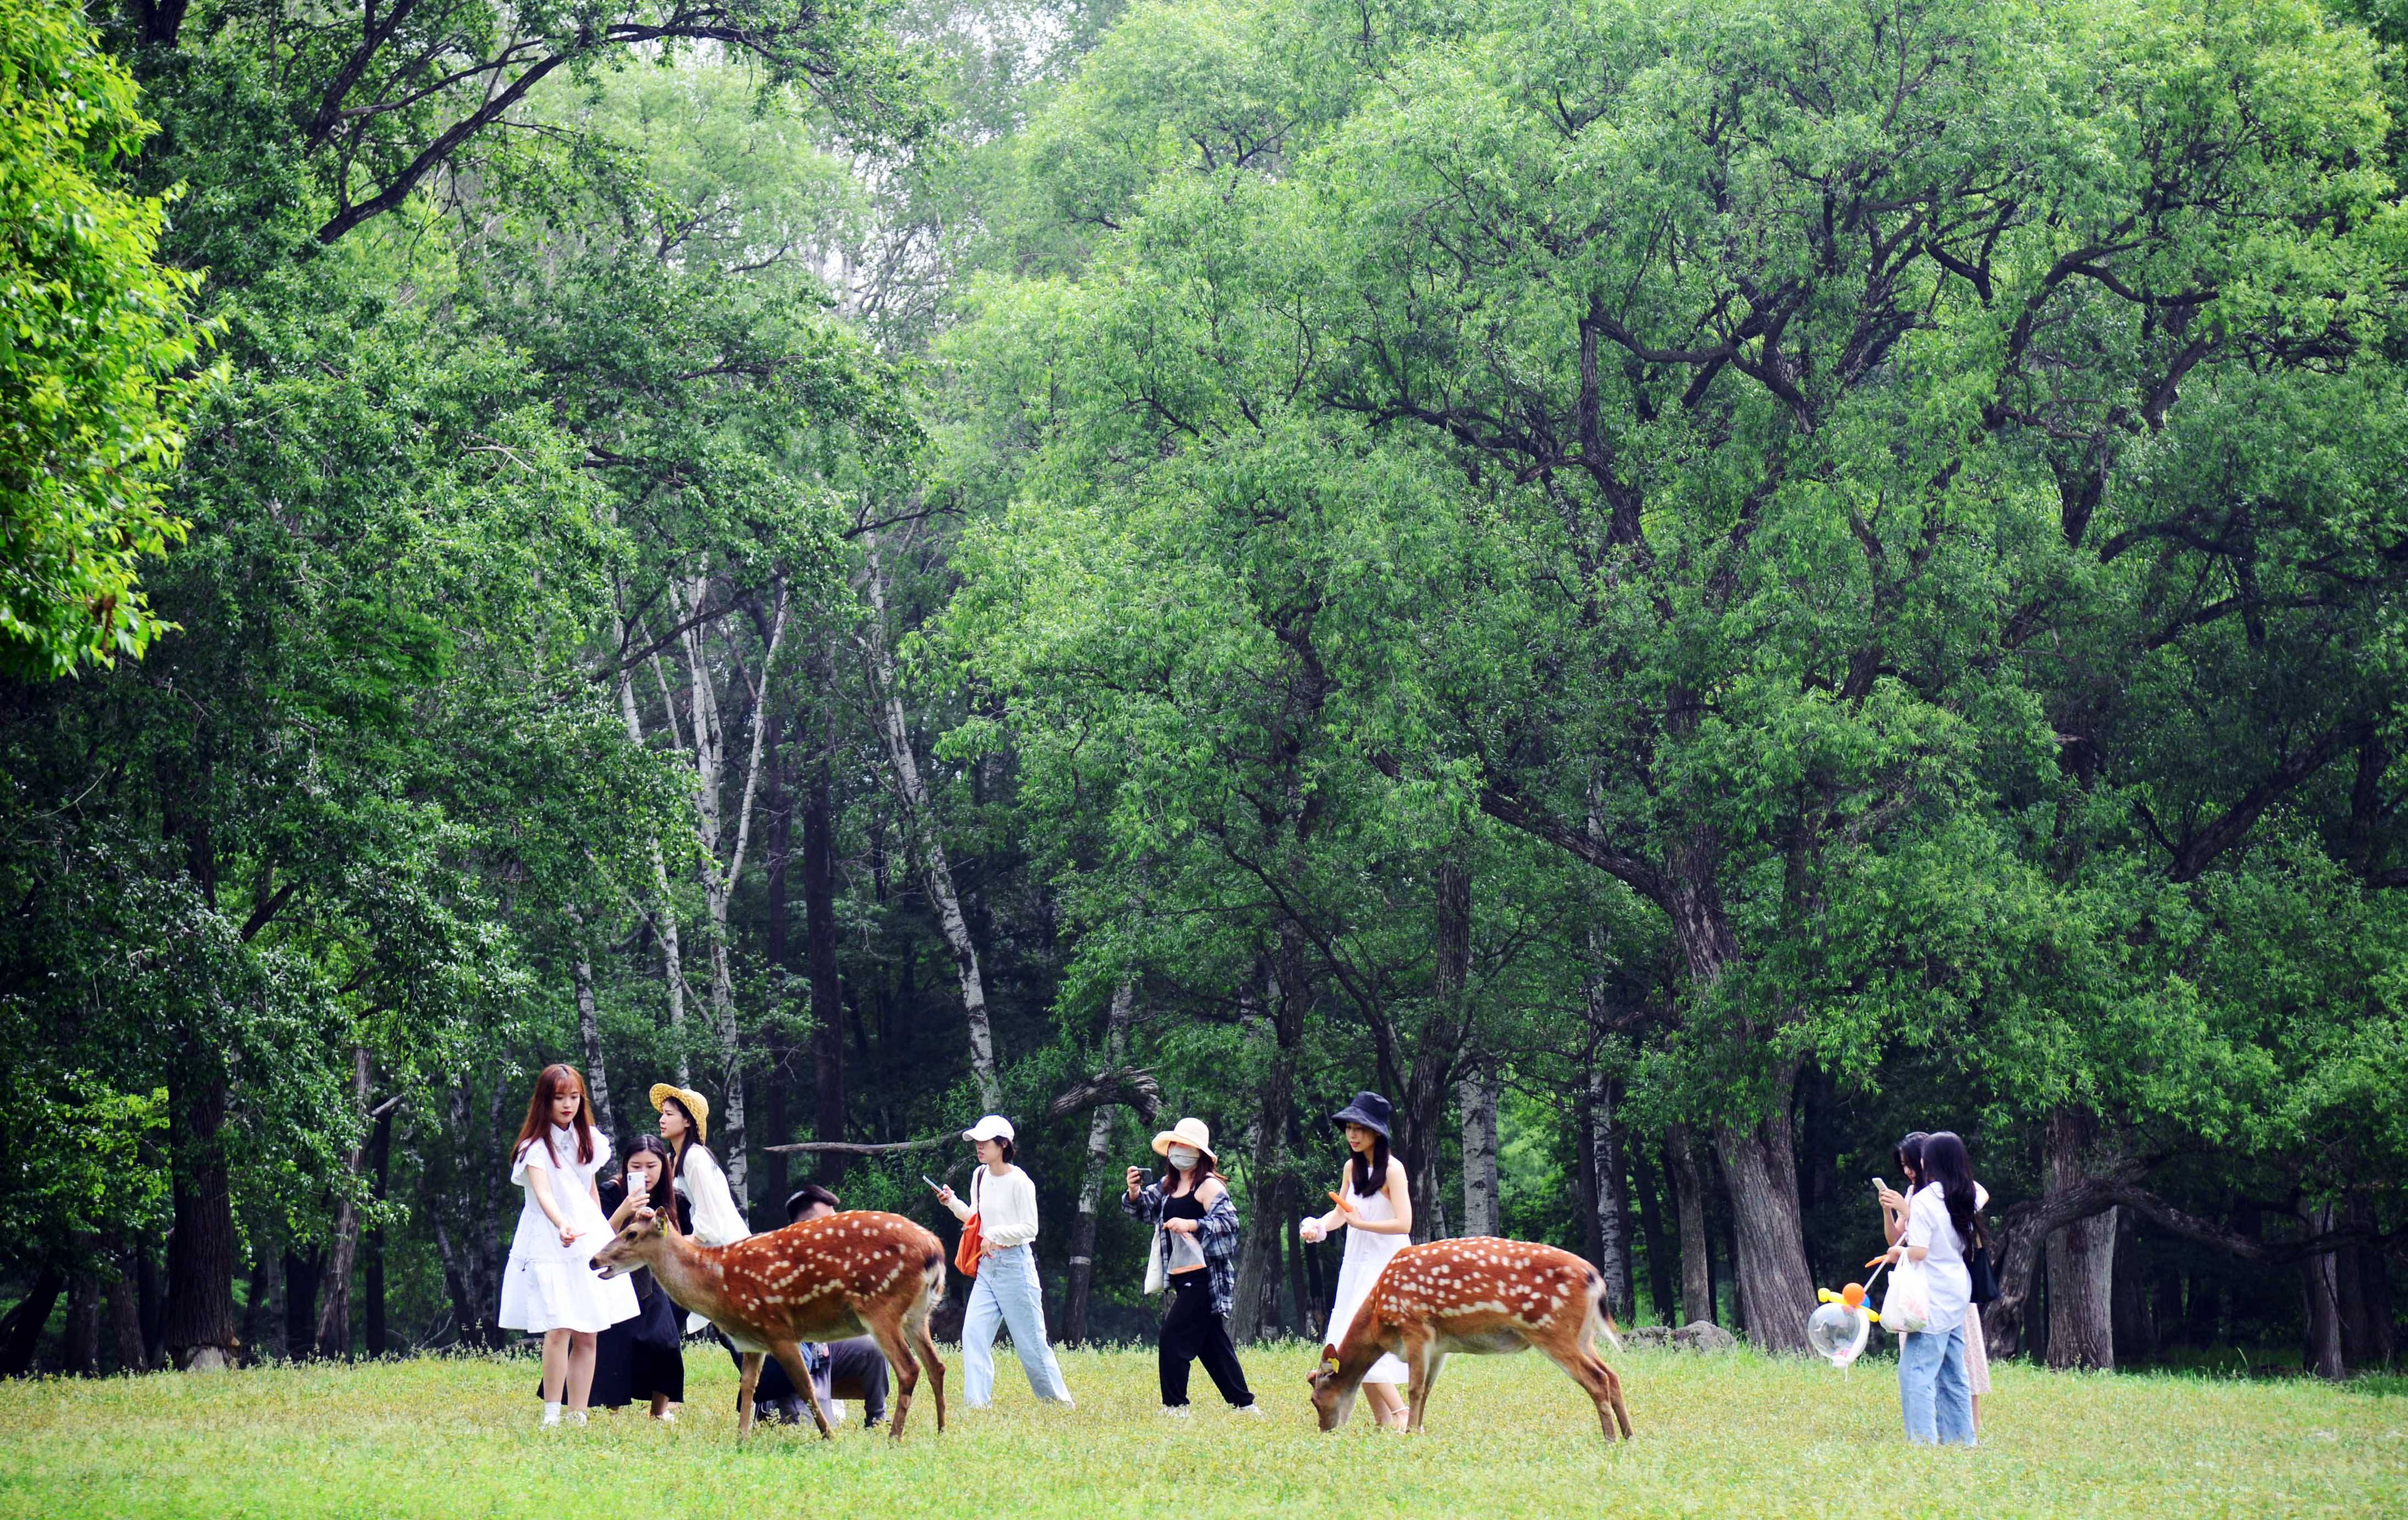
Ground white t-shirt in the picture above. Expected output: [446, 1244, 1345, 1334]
[1907, 1183, 1971, 1334]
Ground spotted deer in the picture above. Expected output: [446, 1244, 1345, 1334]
[1307, 1237, 1632, 1439]
[591, 1208, 946, 1439]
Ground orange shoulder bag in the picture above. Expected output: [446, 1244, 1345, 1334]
[953, 1172, 983, 1276]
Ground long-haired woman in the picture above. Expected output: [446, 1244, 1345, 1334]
[500, 1064, 638, 1426]
[1298, 1092, 1412, 1430]
[1123, 1117, 1258, 1415]
[650, 1083, 751, 1336]
[537, 1134, 690, 1419]
[1879, 1131, 1991, 1431]
[1882, 1130, 1978, 1445]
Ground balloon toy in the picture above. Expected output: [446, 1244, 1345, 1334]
[1805, 1263, 1887, 1370]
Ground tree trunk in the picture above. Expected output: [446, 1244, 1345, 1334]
[2111, 1210, 2155, 1364]
[314, 1048, 375, 1360]
[283, 1251, 321, 1362]
[108, 1257, 145, 1374]
[1397, 861, 1473, 1244]
[1631, 1144, 1678, 1324]
[1283, 1172, 1312, 1339]
[616, 658, 688, 1083]
[164, 1046, 239, 1370]
[0, 1269, 63, 1376]
[1710, 1107, 1814, 1352]
[2300, 1198, 2346, 1380]
[568, 910, 613, 1137]
[1666, 1124, 1715, 1325]
[63, 1269, 100, 1375]
[1458, 1060, 1499, 1238]
[1063, 983, 1136, 1347]
[2044, 1109, 2116, 1370]
[2343, 1193, 2394, 1369]
[364, 1102, 393, 1357]
[803, 691, 847, 1185]
[1232, 934, 1306, 1343]
[1588, 1066, 1633, 1321]
[862, 534, 999, 1109]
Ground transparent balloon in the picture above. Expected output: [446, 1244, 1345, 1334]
[1807, 1301, 1870, 1368]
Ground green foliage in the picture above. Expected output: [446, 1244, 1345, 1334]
[0, 0, 205, 678]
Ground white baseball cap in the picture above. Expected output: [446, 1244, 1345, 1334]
[962, 1114, 1015, 1143]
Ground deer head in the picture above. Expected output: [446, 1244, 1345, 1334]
[1306, 1343, 1363, 1430]
[590, 1204, 675, 1279]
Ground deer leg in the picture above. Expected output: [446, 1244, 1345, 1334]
[1598, 1358, 1633, 1440]
[1541, 1342, 1627, 1443]
[768, 1341, 836, 1439]
[904, 1296, 947, 1434]
[1405, 1344, 1445, 1435]
[865, 1312, 918, 1440]
[736, 1352, 764, 1439]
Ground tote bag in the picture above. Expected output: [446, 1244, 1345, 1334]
[953, 1172, 984, 1277]
[1879, 1255, 1931, 1335]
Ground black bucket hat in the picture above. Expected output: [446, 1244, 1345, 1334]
[1330, 1091, 1392, 1139]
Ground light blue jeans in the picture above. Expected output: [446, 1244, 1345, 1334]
[1898, 1324, 1976, 1445]
[960, 1244, 1074, 1407]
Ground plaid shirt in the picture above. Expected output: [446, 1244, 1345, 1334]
[1123, 1180, 1242, 1317]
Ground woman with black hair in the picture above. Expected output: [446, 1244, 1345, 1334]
[1879, 1132, 1991, 1431]
[933, 1114, 1075, 1409]
[1123, 1117, 1258, 1416]
[1299, 1092, 1413, 1431]
[537, 1135, 689, 1419]
[1882, 1130, 1979, 1446]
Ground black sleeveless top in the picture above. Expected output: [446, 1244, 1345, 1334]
[1162, 1187, 1205, 1222]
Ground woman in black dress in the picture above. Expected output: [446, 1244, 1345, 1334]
[538, 1135, 688, 1418]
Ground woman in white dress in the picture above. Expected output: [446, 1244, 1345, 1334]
[1299, 1091, 1413, 1431]
[650, 1083, 750, 1332]
[499, 1064, 638, 1426]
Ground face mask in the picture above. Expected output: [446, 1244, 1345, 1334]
[1167, 1145, 1201, 1171]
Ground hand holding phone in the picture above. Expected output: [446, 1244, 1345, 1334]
[921, 1173, 942, 1191]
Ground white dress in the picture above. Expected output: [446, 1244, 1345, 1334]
[674, 1145, 752, 1333]
[499, 1126, 639, 1335]
[1325, 1170, 1411, 1385]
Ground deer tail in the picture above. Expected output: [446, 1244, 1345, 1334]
[1586, 1268, 1624, 1352]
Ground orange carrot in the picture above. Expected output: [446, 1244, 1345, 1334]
[1328, 1190, 1357, 1215]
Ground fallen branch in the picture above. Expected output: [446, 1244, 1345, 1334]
[763, 1137, 953, 1156]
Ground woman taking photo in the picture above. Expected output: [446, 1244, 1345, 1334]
[1879, 1132, 1991, 1433]
[1881, 1130, 1979, 1446]
[1298, 1092, 1412, 1431]
[499, 1064, 637, 1427]
[1123, 1117, 1258, 1416]
[932, 1114, 1075, 1409]
[535, 1135, 689, 1419]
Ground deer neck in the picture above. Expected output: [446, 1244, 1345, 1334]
[642, 1230, 727, 1319]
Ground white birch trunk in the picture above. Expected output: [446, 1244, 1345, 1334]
[1459, 1062, 1500, 1238]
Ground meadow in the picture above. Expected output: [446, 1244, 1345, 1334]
[0, 1342, 2398, 1518]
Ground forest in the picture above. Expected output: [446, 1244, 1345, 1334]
[4, 0, 2405, 1387]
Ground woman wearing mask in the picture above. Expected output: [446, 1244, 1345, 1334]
[1881, 1130, 1979, 1446]
[1879, 1132, 1991, 1432]
[1298, 1092, 1412, 1431]
[933, 1114, 1075, 1409]
[1124, 1117, 1259, 1416]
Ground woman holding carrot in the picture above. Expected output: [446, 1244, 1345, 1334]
[499, 1064, 637, 1427]
[1298, 1092, 1412, 1430]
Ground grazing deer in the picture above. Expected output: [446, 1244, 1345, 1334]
[592, 1208, 947, 1439]
[1307, 1237, 1633, 1440]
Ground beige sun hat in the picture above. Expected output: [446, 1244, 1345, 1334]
[1151, 1116, 1217, 1166]
[649, 1083, 710, 1145]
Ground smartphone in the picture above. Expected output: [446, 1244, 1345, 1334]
[921, 1174, 942, 1191]
[1870, 1176, 1888, 1196]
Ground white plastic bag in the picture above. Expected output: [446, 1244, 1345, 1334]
[1143, 1228, 1167, 1295]
[1880, 1257, 1930, 1335]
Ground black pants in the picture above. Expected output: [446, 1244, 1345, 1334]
[744, 1336, 891, 1427]
[1159, 1274, 1253, 1408]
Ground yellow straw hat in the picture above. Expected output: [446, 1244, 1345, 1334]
[1151, 1116, 1217, 1167]
[649, 1083, 710, 1145]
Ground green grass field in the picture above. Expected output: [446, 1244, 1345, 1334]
[0, 1342, 2399, 1517]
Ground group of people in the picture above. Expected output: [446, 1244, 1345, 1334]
[498, 1065, 885, 1428]
[500, 1060, 1996, 1447]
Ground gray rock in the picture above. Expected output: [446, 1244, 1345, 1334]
[1671, 1320, 1738, 1352]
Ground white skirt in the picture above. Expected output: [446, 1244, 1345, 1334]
[1328, 1230, 1410, 1385]
[499, 1202, 638, 1335]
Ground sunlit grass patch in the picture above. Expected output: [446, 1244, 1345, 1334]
[0, 1342, 2400, 1517]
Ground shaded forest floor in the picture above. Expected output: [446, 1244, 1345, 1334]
[0, 1341, 2399, 1516]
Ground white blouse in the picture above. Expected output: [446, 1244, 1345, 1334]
[1907, 1184, 1971, 1334]
[675, 1145, 752, 1247]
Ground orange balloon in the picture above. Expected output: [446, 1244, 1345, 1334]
[1841, 1283, 1865, 1308]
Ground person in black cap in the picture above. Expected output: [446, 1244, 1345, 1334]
[744, 1183, 891, 1429]
[1298, 1091, 1413, 1429]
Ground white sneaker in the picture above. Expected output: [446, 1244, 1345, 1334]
[540, 1403, 562, 1428]
[1159, 1405, 1192, 1418]
[1236, 1403, 1266, 1417]
[568, 1409, 588, 1427]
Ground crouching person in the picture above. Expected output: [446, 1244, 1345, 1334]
[749, 1183, 891, 1429]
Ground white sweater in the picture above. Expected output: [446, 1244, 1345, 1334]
[963, 1164, 1040, 1249]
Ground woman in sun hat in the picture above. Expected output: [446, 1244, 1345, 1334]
[1297, 1091, 1413, 1430]
[932, 1114, 1075, 1408]
[1123, 1116, 1259, 1416]
[650, 1082, 751, 1334]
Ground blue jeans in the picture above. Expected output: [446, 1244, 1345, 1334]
[1898, 1324, 1975, 1445]
[960, 1244, 1074, 1408]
